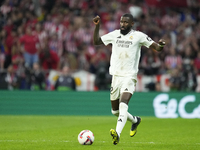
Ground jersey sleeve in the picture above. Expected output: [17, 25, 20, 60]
[139, 32, 154, 48]
[100, 30, 116, 46]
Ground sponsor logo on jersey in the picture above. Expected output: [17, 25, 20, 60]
[129, 36, 133, 40]
[117, 36, 121, 38]
[116, 40, 133, 48]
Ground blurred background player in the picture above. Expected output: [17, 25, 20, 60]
[54, 65, 76, 91]
[93, 14, 165, 145]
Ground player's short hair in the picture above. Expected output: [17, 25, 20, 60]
[122, 13, 134, 22]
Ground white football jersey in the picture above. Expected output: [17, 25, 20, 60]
[101, 29, 154, 80]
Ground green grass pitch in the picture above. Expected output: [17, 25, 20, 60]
[0, 115, 199, 150]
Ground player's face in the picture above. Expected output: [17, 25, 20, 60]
[120, 17, 133, 35]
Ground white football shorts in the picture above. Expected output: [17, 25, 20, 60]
[110, 75, 137, 101]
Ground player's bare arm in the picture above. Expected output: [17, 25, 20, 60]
[93, 15, 103, 45]
[150, 39, 166, 52]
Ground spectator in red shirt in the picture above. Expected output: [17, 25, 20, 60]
[24, 11, 38, 30]
[164, 46, 182, 71]
[3, 18, 14, 36]
[19, 26, 39, 68]
[11, 43, 24, 71]
[5, 29, 18, 68]
[33, 23, 48, 49]
[48, 33, 63, 57]
[39, 42, 59, 70]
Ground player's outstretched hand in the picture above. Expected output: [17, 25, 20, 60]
[158, 39, 166, 47]
[93, 16, 100, 25]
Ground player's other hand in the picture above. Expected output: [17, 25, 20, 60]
[158, 39, 166, 46]
[93, 16, 100, 25]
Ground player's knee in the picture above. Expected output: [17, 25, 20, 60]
[111, 109, 119, 117]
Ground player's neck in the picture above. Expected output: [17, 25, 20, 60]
[120, 29, 132, 35]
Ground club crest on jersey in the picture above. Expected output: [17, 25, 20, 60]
[129, 36, 133, 40]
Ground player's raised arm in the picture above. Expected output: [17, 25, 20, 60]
[93, 15, 103, 45]
[149, 39, 166, 52]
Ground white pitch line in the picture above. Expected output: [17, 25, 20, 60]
[0, 140, 200, 145]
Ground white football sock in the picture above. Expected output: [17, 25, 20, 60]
[112, 109, 137, 124]
[116, 102, 128, 137]
[127, 113, 137, 124]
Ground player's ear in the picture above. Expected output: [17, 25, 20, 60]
[131, 22, 134, 27]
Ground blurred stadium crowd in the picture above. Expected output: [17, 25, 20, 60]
[0, 0, 200, 91]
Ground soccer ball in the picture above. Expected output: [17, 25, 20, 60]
[78, 130, 94, 145]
